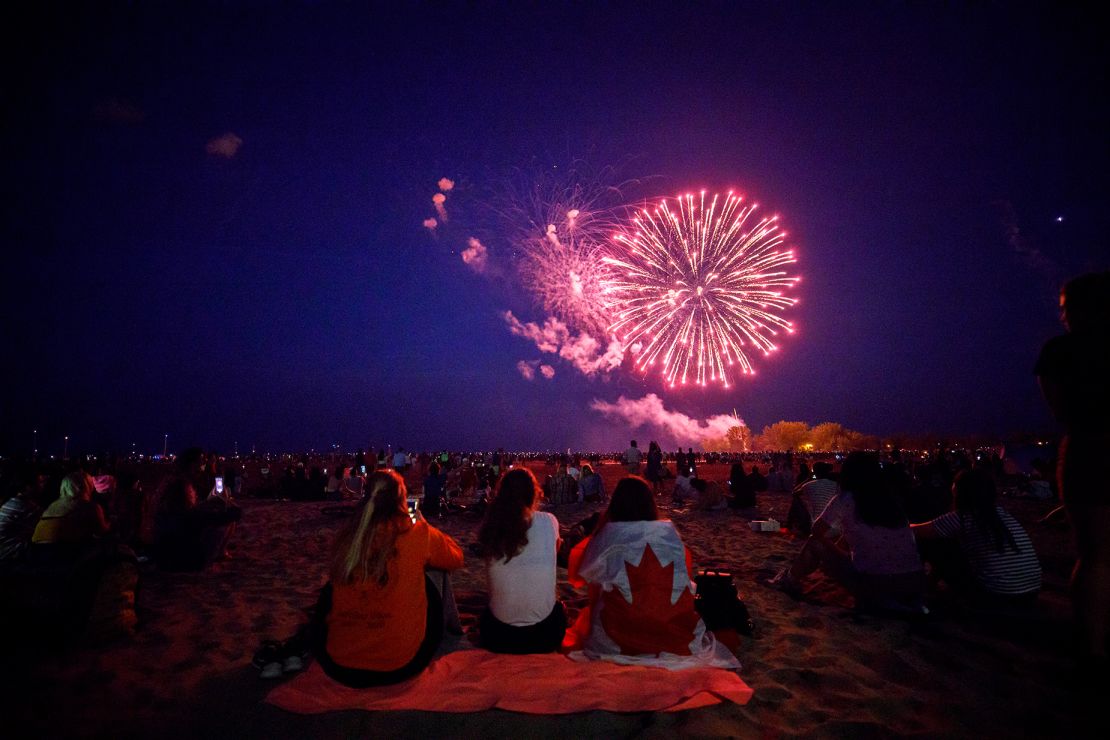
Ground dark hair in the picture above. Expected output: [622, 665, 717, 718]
[953, 468, 1016, 553]
[428, 462, 440, 477]
[177, 447, 205, 472]
[595, 476, 657, 536]
[839, 452, 906, 529]
[1062, 271, 1110, 335]
[477, 468, 540, 562]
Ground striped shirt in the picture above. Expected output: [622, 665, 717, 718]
[930, 507, 1041, 595]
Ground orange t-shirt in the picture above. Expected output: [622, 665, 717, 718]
[326, 520, 463, 671]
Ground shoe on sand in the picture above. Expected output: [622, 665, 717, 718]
[251, 640, 282, 670]
[259, 661, 284, 680]
[767, 568, 803, 600]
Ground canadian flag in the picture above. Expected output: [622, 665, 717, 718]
[567, 520, 740, 670]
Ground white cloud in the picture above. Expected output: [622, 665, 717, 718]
[539, 364, 555, 379]
[516, 360, 537, 381]
[589, 393, 745, 445]
[205, 132, 243, 158]
[502, 311, 624, 377]
[461, 237, 488, 273]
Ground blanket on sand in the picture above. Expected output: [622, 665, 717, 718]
[265, 649, 753, 714]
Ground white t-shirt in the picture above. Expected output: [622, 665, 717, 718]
[488, 511, 559, 626]
[816, 493, 922, 576]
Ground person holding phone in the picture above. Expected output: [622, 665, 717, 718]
[312, 470, 463, 686]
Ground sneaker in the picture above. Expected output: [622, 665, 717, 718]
[259, 661, 284, 679]
[767, 568, 803, 599]
[251, 640, 283, 670]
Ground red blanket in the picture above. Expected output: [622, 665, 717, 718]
[265, 649, 753, 714]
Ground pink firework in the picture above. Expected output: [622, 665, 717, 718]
[602, 191, 799, 388]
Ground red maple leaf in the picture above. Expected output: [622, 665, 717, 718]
[599, 544, 701, 656]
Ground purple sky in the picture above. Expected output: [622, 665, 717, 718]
[3, 2, 1107, 456]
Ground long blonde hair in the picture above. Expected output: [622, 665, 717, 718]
[331, 470, 410, 586]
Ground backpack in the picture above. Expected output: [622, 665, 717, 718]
[694, 569, 754, 635]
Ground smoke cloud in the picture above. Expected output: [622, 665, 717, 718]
[502, 311, 624, 376]
[422, 218, 438, 231]
[438, 177, 455, 192]
[539, 364, 555, 379]
[589, 393, 745, 446]
[516, 360, 537, 381]
[433, 192, 448, 221]
[205, 132, 243, 158]
[461, 237, 488, 273]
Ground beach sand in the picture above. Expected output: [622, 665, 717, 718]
[6, 462, 1102, 738]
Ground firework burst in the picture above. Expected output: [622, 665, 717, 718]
[602, 191, 798, 388]
[497, 164, 631, 335]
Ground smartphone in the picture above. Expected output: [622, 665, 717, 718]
[406, 497, 419, 523]
[215, 477, 224, 494]
[360, 464, 367, 474]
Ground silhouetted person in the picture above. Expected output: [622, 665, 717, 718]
[1036, 271, 1110, 671]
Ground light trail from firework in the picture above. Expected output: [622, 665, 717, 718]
[602, 191, 798, 388]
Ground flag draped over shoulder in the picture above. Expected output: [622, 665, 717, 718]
[568, 520, 740, 670]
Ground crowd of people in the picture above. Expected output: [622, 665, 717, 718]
[0, 269, 1103, 688]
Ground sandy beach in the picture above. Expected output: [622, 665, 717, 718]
[6, 461, 1101, 738]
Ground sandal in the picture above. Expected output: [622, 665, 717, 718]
[253, 639, 287, 679]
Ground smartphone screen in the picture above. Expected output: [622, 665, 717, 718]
[407, 497, 418, 522]
[215, 477, 224, 494]
[360, 465, 367, 474]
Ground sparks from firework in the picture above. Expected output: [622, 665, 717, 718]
[495, 165, 632, 336]
[602, 191, 798, 388]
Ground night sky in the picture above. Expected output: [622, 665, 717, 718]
[3, 2, 1107, 456]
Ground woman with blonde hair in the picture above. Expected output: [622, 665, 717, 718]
[313, 470, 463, 686]
[32, 471, 109, 545]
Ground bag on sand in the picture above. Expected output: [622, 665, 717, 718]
[694, 569, 754, 636]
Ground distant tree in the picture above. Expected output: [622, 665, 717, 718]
[702, 425, 752, 452]
[754, 421, 811, 451]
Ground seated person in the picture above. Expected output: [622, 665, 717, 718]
[771, 452, 926, 613]
[313, 470, 463, 687]
[566, 476, 738, 668]
[787, 462, 839, 536]
[476, 469, 566, 654]
[0, 467, 44, 561]
[912, 468, 1041, 604]
[153, 476, 241, 571]
[693, 479, 728, 511]
[32, 471, 109, 548]
[672, 471, 696, 504]
[544, 463, 579, 506]
[578, 464, 606, 503]
[727, 463, 756, 509]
